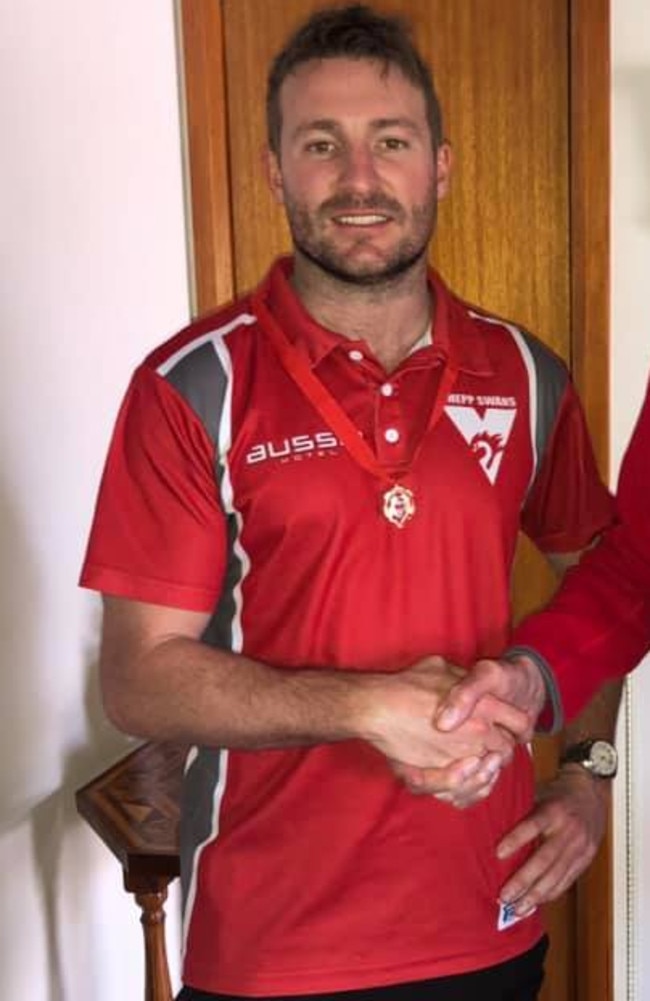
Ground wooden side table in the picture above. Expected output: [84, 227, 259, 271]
[76, 742, 186, 1001]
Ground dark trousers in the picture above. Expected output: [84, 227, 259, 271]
[177, 935, 548, 1001]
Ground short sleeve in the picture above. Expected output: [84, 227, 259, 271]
[521, 381, 615, 553]
[80, 364, 226, 611]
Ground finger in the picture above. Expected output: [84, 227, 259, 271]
[500, 835, 567, 905]
[501, 840, 581, 914]
[391, 756, 481, 794]
[390, 761, 430, 793]
[437, 658, 543, 732]
[499, 807, 602, 913]
[481, 723, 517, 763]
[432, 754, 502, 807]
[435, 673, 494, 730]
[497, 814, 547, 859]
[400, 756, 485, 795]
[416, 654, 456, 675]
[474, 693, 533, 743]
[448, 768, 502, 808]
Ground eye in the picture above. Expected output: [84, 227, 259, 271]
[304, 139, 337, 156]
[378, 136, 410, 151]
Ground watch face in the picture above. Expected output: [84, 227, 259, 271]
[589, 740, 618, 777]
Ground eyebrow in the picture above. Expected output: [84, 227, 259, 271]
[371, 117, 422, 134]
[290, 119, 341, 140]
[290, 116, 423, 141]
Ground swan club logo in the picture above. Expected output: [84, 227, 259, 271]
[445, 401, 517, 484]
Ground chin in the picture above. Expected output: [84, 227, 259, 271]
[324, 249, 427, 286]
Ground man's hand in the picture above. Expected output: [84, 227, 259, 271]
[496, 765, 610, 915]
[435, 655, 546, 742]
[391, 751, 503, 808]
[360, 656, 527, 770]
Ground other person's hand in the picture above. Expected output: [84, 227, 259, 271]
[435, 655, 546, 743]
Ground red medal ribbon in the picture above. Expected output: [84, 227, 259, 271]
[251, 288, 458, 526]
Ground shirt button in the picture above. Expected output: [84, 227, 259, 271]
[384, 428, 400, 444]
[380, 383, 394, 397]
[348, 349, 364, 362]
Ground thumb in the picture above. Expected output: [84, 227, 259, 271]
[436, 675, 490, 730]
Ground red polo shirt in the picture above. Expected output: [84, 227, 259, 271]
[81, 258, 613, 995]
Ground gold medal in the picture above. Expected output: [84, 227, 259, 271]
[382, 484, 416, 528]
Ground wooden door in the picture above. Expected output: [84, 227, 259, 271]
[179, 3, 611, 998]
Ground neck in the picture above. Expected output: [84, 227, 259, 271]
[290, 253, 432, 372]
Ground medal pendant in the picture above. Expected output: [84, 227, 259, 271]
[382, 484, 416, 528]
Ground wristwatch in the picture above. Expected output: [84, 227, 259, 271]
[559, 738, 618, 779]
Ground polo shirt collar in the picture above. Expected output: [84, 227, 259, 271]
[258, 256, 493, 377]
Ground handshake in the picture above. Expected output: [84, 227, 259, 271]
[357, 653, 546, 808]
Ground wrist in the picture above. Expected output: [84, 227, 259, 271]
[502, 645, 563, 734]
[348, 672, 395, 744]
[500, 652, 545, 713]
[318, 668, 384, 748]
[558, 762, 614, 804]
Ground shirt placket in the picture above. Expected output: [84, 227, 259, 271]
[374, 376, 409, 467]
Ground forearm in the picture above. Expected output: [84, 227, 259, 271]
[100, 597, 521, 763]
[513, 381, 650, 722]
[512, 536, 650, 725]
[560, 677, 623, 750]
[101, 632, 367, 748]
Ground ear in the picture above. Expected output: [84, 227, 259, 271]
[264, 146, 285, 205]
[435, 142, 453, 201]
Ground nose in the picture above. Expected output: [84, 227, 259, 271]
[338, 143, 380, 192]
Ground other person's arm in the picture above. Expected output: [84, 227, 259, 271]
[437, 378, 650, 731]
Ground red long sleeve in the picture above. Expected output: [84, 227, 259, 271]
[512, 378, 650, 723]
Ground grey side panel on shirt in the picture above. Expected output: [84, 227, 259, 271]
[180, 747, 224, 908]
[165, 341, 228, 446]
[162, 339, 242, 653]
[519, 330, 569, 481]
[162, 340, 243, 910]
[513, 333, 570, 733]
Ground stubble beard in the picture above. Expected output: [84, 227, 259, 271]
[284, 189, 437, 289]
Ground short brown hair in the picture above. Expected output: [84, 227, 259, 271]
[266, 3, 443, 154]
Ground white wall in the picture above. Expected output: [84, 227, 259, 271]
[612, 4, 650, 1000]
[0, 2, 189, 999]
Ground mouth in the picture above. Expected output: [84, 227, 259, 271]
[332, 213, 392, 227]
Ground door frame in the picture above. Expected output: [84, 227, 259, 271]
[569, 10, 613, 1001]
[177, 3, 612, 998]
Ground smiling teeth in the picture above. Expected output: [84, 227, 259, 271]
[337, 214, 388, 225]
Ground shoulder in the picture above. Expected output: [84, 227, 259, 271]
[126, 295, 258, 443]
[451, 290, 570, 397]
[464, 295, 566, 367]
[143, 295, 258, 381]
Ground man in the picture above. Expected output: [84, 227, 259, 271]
[81, 6, 617, 999]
